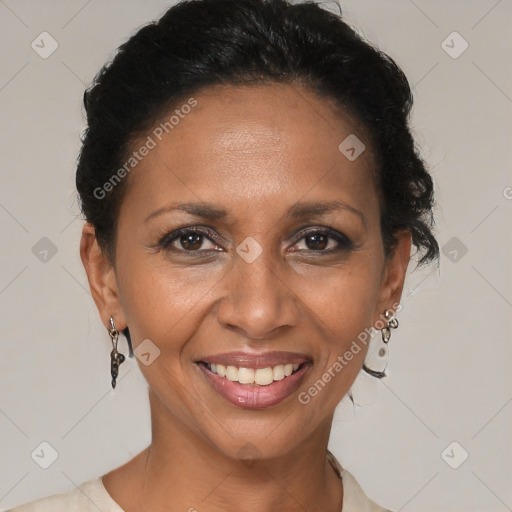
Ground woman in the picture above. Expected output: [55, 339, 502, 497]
[9, 0, 439, 510]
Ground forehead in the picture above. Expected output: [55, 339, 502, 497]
[122, 83, 378, 220]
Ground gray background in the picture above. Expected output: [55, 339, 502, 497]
[1, 1, 511, 510]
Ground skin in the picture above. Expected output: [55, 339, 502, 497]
[80, 82, 411, 512]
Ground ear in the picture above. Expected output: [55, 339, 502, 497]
[374, 228, 412, 322]
[79, 222, 127, 330]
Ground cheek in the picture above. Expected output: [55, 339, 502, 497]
[116, 254, 220, 349]
[114, 258, 221, 413]
[296, 254, 382, 333]
[293, 258, 383, 403]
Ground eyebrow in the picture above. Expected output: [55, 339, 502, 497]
[145, 202, 228, 223]
[144, 199, 366, 228]
[287, 200, 366, 228]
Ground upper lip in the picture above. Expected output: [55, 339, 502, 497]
[197, 351, 311, 369]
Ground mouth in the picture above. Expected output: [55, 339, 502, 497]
[195, 351, 312, 409]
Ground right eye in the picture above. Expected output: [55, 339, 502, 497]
[158, 226, 224, 253]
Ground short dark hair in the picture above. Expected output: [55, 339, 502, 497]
[76, 0, 440, 355]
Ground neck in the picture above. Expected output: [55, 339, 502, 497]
[105, 390, 343, 512]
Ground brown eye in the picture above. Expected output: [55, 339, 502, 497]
[159, 227, 222, 253]
[179, 232, 206, 251]
[290, 228, 353, 253]
[304, 233, 329, 250]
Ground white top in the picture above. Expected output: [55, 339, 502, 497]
[7, 453, 391, 512]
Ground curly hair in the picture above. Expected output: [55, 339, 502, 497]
[76, 0, 440, 355]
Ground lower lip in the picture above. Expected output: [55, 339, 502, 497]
[197, 362, 311, 409]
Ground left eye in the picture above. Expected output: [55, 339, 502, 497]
[289, 229, 352, 252]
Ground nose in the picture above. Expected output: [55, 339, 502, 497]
[216, 249, 301, 340]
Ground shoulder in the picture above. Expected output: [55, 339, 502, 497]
[6, 476, 123, 512]
[328, 450, 392, 512]
[340, 467, 393, 512]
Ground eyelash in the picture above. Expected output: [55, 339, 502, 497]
[157, 226, 353, 255]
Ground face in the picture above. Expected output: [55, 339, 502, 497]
[81, 83, 411, 461]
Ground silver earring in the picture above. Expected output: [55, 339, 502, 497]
[362, 309, 399, 379]
[381, 309, 399, 343]
[109, 317, 125, 389]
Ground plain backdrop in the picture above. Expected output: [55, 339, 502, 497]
[1, 1, 511, 511]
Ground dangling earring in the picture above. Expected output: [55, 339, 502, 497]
[381, 309, 399, 343]
[362, 309, 399, 379]
[109, 317, 125, 389]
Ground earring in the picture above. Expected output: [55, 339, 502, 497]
[109, 317, 125, 389]
[362, 309, 399, 379]
[381, 309, 399, 343]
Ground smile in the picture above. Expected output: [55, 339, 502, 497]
[195, 351, 312, 409]
[205, 362, 302, 385]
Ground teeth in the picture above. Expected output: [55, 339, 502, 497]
[273, 365, 285, 381]
[226, 365, 238, 381]
[206, 362, 304, 386]
[238, 367, 255, 384]
[255, 367, 274, 385]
